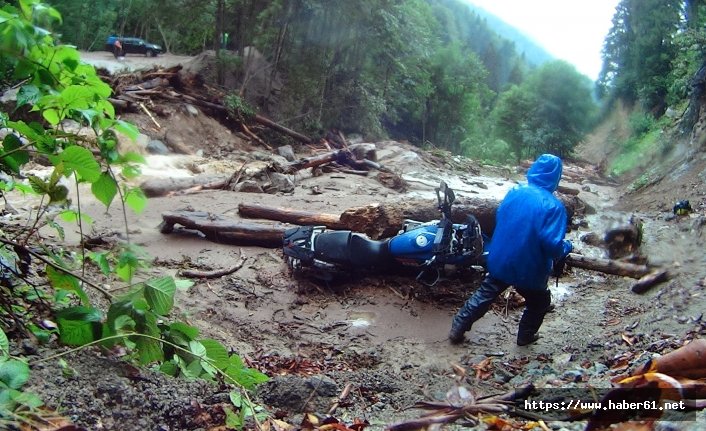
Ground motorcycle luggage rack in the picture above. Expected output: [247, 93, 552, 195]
[398, 219, 435, 234]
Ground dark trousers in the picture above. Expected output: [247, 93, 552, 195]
[451, 275, 551, 341]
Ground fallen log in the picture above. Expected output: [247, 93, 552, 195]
[285, 149, 347, 173]
[557, 185, 580, 196]
[237, 203, 346, 229]
[565, 253, 651, 279]
[338, 196, 579, 239]
[160, 210, 284, 247]
[631, 269, 670, 293]
[235, 195, 578, 240]
[254, 114, 311, 144]
[140, 175, 228, 198]
[123, 77, 170, 92]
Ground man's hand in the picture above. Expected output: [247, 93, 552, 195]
[552, 257, 567, 278]
[561, 239, 573, 257]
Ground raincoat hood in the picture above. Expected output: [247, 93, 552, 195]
[527, 154, 562, 192]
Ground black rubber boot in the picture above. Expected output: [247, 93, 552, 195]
[448, 324, 468, 344]
[517, 332, 540, 346]
[515, 287, 551, 347]
[449, 276, 509, 345]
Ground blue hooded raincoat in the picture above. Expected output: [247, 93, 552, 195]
[486, 154, 571, 290]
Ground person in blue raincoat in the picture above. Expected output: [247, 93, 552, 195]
[449, 153, 573, 346]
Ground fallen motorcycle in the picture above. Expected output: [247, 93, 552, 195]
[282, 181, 486, 285]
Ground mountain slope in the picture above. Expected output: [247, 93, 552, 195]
[467, 3, 554, 67]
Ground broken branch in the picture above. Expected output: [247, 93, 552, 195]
[179, 257, 247, 279]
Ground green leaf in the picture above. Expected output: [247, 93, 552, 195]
[224, 405, 243, 429]
[160, 360, 178, 376]
[16, 84, 41, 108]
[0, 328, 8, 358]
[1, 133, 30, 175]
[58, 209, 92, 225]
[46, 266, 89, 305]
[144, 276, 176, 315]
[91, 172, 118, 208]
[184, 359, 203, 379]
[225, 355, 269, 390]
[189, 340, 207, 357]
[201, 339, 229, 370]
[120, 152, 146, 164]
[113, 315, 135, 332]
[121, 164, 142, 179]
[42, 108, 60, 125]
[60, 85, 93, 110]
[135, 336, 164, 365]
[28, 323, 53, 344]
[124, 187, 147, 214]
[0, 359, 29, 389]
[57, 146, 101, 182]
[105, 299, 135, 334]
[56, 306, 102, 346]
[27, 175, 49, 194]
[5, 120, 42, 142]
[115, 262, 135, 283]
[88, 251, 110, 275]
[113, 120, 139, 141]
[169, 322, 199, 340]
[11, 390, 43, 409]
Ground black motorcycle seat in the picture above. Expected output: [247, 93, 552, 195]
[314, 231, 391, 268]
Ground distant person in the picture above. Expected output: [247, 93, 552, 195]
[114, 39, 123, 58]
[448, 153, 572, 346]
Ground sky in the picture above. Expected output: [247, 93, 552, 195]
[465, 0, 621, 81]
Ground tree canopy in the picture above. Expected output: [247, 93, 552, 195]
[598, 0, 706, 117]
[14, 0, 609, 162]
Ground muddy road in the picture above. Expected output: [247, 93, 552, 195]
[18, 134, 705, 430]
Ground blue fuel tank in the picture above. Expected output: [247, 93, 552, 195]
[388, 225, 437, 263]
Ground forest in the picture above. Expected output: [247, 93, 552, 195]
[5, 0, 704, 163]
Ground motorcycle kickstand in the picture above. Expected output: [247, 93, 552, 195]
[416, 267, 441, 287]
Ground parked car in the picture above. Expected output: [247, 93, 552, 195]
[105, 36, 163, 57]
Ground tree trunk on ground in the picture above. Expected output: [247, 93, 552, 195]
[233, 196, 579, 240]
[338, 196, 578, 239]
[253, 114, 311, 144]
[285, 149, 346, 173]
[565, 253, 652, 279]
[631, 269, 670, 293]
[238, 203, 346, 229]
[160, 211, 284, 247]
[140, 175, 228, 197]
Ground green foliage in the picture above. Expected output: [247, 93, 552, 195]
[667, 27, 706, 106]
[490, 61, 597, 160]
[628, 111, 656, 137]
[49, 278, 269, 388]
[224, 93, 255, 119]
[461, 137, 514, 165]
[608, 127, 663, 176]
[490, 84, 534, 161]
[599, 0, 683, 114]
[0, 4, 270, 427]
[0, 328, 43, 421]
